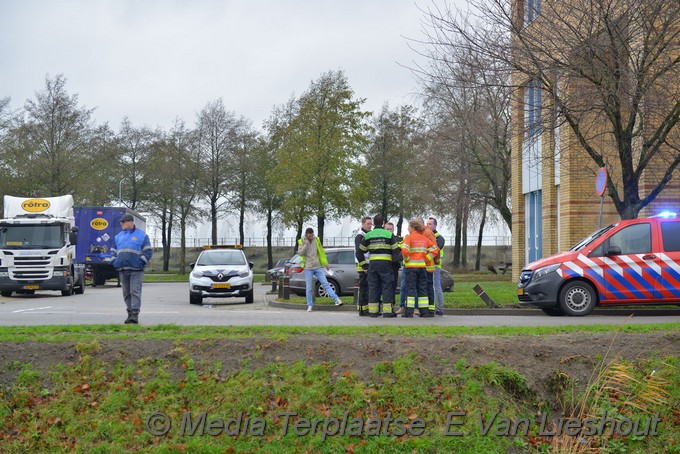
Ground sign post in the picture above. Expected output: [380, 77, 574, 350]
[596, 167, 608, 228]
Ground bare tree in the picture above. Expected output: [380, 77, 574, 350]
[1, 74, 113, 199]
[422, 0, 680, 219]
[366, 104, 428, 236]
[116, 117, 158, 209]
[195, 99, 236, 245]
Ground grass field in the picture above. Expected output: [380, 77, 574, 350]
[1, 324, 678, 453]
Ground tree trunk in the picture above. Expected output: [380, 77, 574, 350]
[179, 219, 187, 275]
[475, 201, 488, 272]
[266, 208, 273, 269]
[317, 215, 325, 244]
[211, 199, 218, 246]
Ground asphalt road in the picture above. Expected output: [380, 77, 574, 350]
[1, 282, 679, 326]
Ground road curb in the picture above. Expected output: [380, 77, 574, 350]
[264, 293, 680, 316]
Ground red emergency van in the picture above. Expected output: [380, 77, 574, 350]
[517, 212, 680, 316]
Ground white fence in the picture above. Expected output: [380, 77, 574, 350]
[150, 236, 512, 249]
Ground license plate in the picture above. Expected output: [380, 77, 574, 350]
[213, 283, 231, 289]
[517, 288, 524, 295]
[24, 285, 40, 290]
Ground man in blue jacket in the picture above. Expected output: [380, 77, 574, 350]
[111, 214, 152, 324]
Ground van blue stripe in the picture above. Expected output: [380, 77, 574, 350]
[626, 269, 654, 298]
[606, 269, 646, 299]
[603, 270, 627, 300]
[660, 266, 680, 297]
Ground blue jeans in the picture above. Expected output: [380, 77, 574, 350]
[304, 267, 340, 307]
[120, 270, 144, 313]
[433, 268, 444, 312]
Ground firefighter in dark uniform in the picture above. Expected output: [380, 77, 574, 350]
[385, 221, 402, 300]
[354, 216, 373, 316]
[357, 214, 401, 318]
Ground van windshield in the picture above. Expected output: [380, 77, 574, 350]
[569, 224, 616, 251]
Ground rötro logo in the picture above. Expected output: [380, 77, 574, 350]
[21, 198, 51, 212]
[90, 218, 109, 230]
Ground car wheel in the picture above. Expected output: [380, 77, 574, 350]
[245, 290, 254, 304]
[558, 281, 596, 316]
[541, 307, 564, 316]
[316, 279, 339, 298]
[190, 293, 203, 305]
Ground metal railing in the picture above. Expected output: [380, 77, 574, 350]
[150, 236, 512, 249]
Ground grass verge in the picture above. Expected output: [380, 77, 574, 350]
[1, 324, 678, 452]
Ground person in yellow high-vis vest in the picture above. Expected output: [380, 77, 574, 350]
[427, 217, 446, 316]
[298, 228, 343, 312]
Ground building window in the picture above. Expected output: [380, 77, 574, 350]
[525, 0, 541, 25]
[522, 78, 542, 194]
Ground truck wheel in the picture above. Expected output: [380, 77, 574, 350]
[558, 281, 596, 316]
[61, 277, 74, 296]
[190, 293, 202, 305]
[1, 291, 12, 297]
[75, 278, 85, 295]
[245, 290, 254, 304]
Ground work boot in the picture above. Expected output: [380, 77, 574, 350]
[382, 312, 397, 318]
[394, 307, 405, 315]
[403, 309, 414, 318]
[127, 312, 139, 324]
[359, 310, 369, 316]
[369, 313, 379, 318]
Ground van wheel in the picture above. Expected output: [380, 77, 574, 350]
[558, 281, 596, 316]
[541, 307, 564, 316]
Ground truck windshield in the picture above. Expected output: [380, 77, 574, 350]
[0, 225, 65, 249]
[568, 224, 616, 251]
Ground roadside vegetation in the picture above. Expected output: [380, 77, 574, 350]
[1, 325, 678, 452]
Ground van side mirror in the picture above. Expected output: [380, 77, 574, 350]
[605, 245, 622, 257]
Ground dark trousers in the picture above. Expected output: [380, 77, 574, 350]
[357, 270, 369, 313]
[368, 261, 395, 315]
[405, 268, 429, 316]
[426, 271, 435, 312]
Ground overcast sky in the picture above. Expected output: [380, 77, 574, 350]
[0, 0, 463, 132]
[1, 0, 499, 240]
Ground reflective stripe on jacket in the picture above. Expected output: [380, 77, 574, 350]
[111, 228, 152, 271]
[401, 230, 438, 269]
[357, 227, 400, 266]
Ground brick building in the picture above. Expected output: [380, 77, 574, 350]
[510, 0, 680, 279]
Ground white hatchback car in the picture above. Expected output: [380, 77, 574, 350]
[189, 247, 254, 305]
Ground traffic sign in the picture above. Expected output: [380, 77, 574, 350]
[596, 167, 607, 197]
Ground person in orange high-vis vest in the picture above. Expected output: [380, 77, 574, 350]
[401, 219, 439, 318]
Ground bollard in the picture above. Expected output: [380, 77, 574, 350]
[352, 275, 359, 307]
[473, 284, 499, 308]
[282, 275, 290, 300]
[272, 275, 278, 293]
[278, 275, 284, 299]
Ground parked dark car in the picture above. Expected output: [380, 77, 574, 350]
[266, 257, 290, 281]
[289, 247, 454, 298]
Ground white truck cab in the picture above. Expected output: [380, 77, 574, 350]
[0, 195, 86, 297]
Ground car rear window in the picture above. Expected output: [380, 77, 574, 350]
[661, 221, 680, 252]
